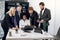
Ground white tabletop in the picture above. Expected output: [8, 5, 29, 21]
[6, 29, 54, 39]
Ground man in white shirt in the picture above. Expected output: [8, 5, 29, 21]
[19, 14, 30, 29]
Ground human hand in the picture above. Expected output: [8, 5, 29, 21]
[40, 20, 44, 23]
[16, 25, 18, 30]
[12, 27, 17, 30]
[37, 20, 40, 23]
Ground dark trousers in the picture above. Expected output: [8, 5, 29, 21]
[1, 25, 9, 40]
[40, 23, 48, 32]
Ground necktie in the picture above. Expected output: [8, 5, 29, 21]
[40, 10, 42, 16]
[40, 10, 43, 20]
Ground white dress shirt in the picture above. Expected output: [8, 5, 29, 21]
[41, 8, 45, 15]
[19, 19, 30, 28]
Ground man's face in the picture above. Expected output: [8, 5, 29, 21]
[39, 5, 44, 10]
[29, 10, 33, 14]
[17, 7, 22, 12]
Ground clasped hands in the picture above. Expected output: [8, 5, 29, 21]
[37, 19, 44, 23]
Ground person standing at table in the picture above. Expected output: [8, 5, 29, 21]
[1, 7, 18, 40]
[15, 5, 23, 28]
[28, 7, 38, 27]
[38, 2, 51, 32]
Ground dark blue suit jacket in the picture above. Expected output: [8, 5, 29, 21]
[15, 11, 23, 27]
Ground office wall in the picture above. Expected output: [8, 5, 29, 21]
[0, 1, 5, 33]
[28, 0, 60, 35]
[0, 1, 5, 21]
[55, 0, 60, 35]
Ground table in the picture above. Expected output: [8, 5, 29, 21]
[6, 29, 54, 40]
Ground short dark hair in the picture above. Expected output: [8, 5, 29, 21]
[39, 2, 45, 6]
[28, 7, 33, 10]
[22, 13, 27, 17]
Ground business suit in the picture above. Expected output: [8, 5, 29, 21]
[39, 8, 51, 32]
[15, 11, 23, 27]
[1, 14, 17, 40]
[28, 11, 38, 27]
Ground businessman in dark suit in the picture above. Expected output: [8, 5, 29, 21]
[28, 7, 38, 27]
[15, 5, 23, 27]
[38, 2, 51, 32]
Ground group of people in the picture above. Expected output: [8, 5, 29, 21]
[1, 2, 51, 40]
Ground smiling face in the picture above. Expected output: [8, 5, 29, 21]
[23, 15, 27, 20]
[29, 10, 33, 14]
[28, 7, 34, 14]
[17, 6, 22, 12]
[11, 8, 16, 14]
[9, 7, 16, 15]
